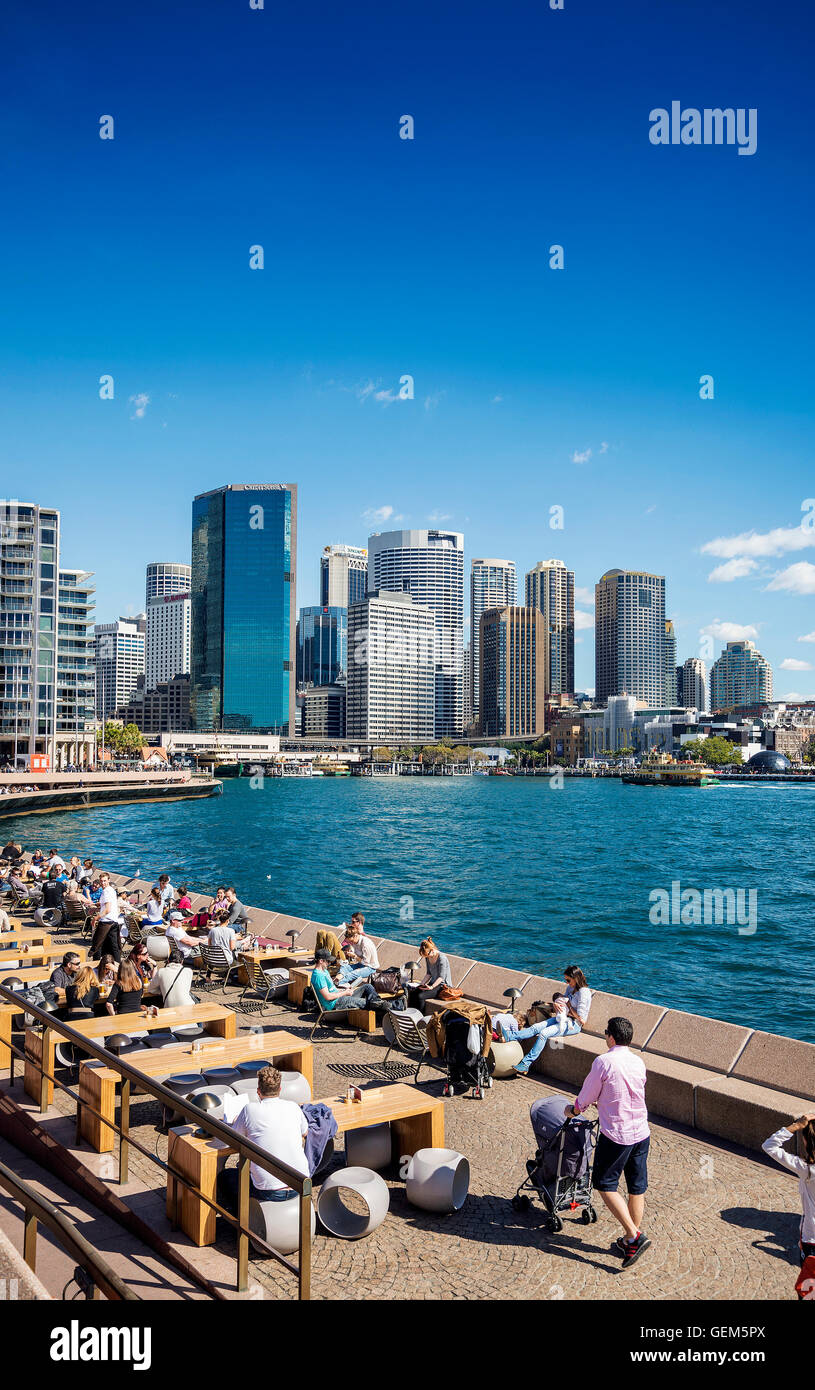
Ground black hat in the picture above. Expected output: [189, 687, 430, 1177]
[314, 948, 335, 963]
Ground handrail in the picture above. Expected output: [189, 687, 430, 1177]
[0, 984, 312, 1298]
[0, 1154, 138, 1300]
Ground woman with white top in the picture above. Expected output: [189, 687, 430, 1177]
[511, 965, 593, 1076]
[141, 887, 165, 928]
[762, 1112, 815, 1271]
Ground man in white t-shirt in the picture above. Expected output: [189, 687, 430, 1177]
[92, 872, 123, 962]
[343, 916, 379, 968]
[144, 961, 195, 1009]
[217, 1065, 308, 1213]
[165, 910, 202, 962]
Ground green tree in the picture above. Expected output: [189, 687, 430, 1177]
[680, 739, 705, 762]
[121, 723, 145, 757]
[700, 735, 742, 767]
[373, 746, 393, 762]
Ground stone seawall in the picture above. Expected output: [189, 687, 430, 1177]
[105, 869, 815, 1157]
[0, 780, 220, 821]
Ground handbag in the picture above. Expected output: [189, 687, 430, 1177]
[438, 984, 464, 1001]
[795, 1254, 815, 1300]
[370, 967, 402, 996]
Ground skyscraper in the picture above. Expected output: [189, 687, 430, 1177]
[682, 656, 707, 712]
[525, 558, 575, 697]
[56, 568, 96, 767]
[664, 620, 677, 704]
[368, 528, 464, 737]
[470, 558, 516, 725]
[146, 562, 191, 604]
[709, 641, 772, 712]
[190, 484, 297, 732]
[479, 605, 546, 738]
[595, 569, 666, 706]
[320, 544, 368, 609]
[95, 616, 146, 720]
[296, 606, 347, 688]
[346, 591, 435, 742]
[0, 501, 60, 768]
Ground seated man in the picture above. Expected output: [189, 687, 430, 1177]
[165, 910, 203, 962]
[217, 1065, 308, 1211]
[144, 959, 196, 1008]
[337, 940, 376, 985]
[208, 911, 252, 964]
[224, 886, 251, 930]
[344, 918, 380, 969]
[152, 873, 175, 911]
[311, 947, 385, 1014]
[50, 951, 82, 991]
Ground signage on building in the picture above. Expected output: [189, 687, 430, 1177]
[30, 754, 50, 772]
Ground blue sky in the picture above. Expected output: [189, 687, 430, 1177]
[1, 0, 813, 695]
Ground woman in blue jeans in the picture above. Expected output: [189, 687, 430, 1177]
[511, 965, 593, 1076]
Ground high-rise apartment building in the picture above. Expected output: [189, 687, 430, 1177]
[146, 592, 191, 689]
[146, 562, 191, 604]
[346, 591, 435, 743]
[709, 641, 772, 712]
[190, 484, 297, 732]
[0, 501, 61, 768]
[463, 640, 473, 728]
[320, 544, 368, 609]
[525, 558, 575, 697]
[296, 606, 347, 689]
[682, 657, 707, 712]
[479, 605, 546, 738]
[56, 569, 96, 767]
[95, 616, 146, 720]
[595, 569, 666, 706]
[664, 620, 677, 704]
[471, 558, 516, 724]
[368, 528, 464, 737]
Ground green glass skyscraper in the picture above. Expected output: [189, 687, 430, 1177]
[190, 484, 297, 732]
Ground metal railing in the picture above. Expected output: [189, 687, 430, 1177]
[0, 985, 312, 1298]
[0, 1154, 137, 1300]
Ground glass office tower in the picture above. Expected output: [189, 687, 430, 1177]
[191, 484, 297, 732]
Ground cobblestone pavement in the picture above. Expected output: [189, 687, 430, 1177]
[29, 977, 804, 1301]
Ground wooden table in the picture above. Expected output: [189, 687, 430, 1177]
[166, 1081, 443, 1245]
[235, 947, 312, 985]
[25, 1000, 237, 1109]
[0, 927, 53, 950]
[78, 1027, 313, 1154]
[0, 943, 86, 968]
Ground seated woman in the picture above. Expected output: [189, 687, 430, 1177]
[105, 958, 144, 1016]
[511, 965, 593, 1076]
[414, 938, 452, 1005]
[175, 884, 193, 916]
[129, 941, 156, 986]
[493, 993, 569, 1042]
[65, 964, 101, 1015]
[141, 887, 165, 929]
[97, 953, 118, 989]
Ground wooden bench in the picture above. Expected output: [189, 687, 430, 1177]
[78, 1028, 313, 1154]
[0, 926, 53, 950]
[25, 1000, 237, 1109]
[166, 1081, 444, 1246]
[0, 943, 86, 969]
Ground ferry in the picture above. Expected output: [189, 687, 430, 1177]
[622, 757, 720, 788]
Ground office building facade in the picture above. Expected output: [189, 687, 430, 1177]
[368, 528, 464, 737]
[95, 616, 146, 721]
[471, 558, 516, 725]
[191, 484, 297, 733]
[146, 561, 191, 604]
[682, 657, 707, 713]
[0, 501, 61, 768]
[595, 569, 666, 705]
[56, 568, 96, 767]
[664, 620, 677, 704]
[146, 591, 191, 689]
[320, 544, 368, 609]
[525, 558, 575, 697]
[296, 606, 347, 688]
[710, 641, 772, 712]
[302, 684, 346, 739]
[116, 674, 190, 735]
[346, 591, 435, 743]
[479, 605, 546, 739]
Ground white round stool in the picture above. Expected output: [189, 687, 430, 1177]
[405, 1148, 470, 1213]
[490, 1039, 525, 1078]
[317, 1167, 390, 1239]
[345, 1122, 391, 1170]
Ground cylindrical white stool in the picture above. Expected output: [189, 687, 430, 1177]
[249, 1195, 316, 1255]
[405, 1148, 470, 1213]
[317, 1167, 390, 1239]
[490, 1039, 525, 1078]
[145, 933, 170, 962]
[278, 1070, 312, 1104]
[345, 1122, 391, 1170]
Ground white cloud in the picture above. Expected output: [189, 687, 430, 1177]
[701, 524, 813, 560]
[644, 504, 657, 515]
[128, 392, 150, 420]
[766, 561, 815, 595]
[491, 395, 503, 403]
[707, 557, 759, 583]
[700, 619, 759, 642]
[427, 510, 451, 523]
[574, 585, 595, 607]
[362, 504, 404, 525]
[780, 658, 813, 671]
[574, 610, 594, 631]
[424, 392, 445, 412]
[779, 690, 805, 701]
[571, 448, 592, 465]
[599, 441, 609, 454]
[797, 631, 815, 643]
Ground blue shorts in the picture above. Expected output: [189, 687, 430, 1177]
[593, 1132, 650, 1195]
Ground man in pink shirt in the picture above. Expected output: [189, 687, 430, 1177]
[565, 1016, 651, 1268]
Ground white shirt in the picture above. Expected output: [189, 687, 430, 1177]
[762, 1127, 815, 1244]
[339, 925, 379, 968]
[565, 984, 592, 1023]
[48, 855, 66, 872]
[166, 923, 195, 958]
[149, 963, 194, 1008]
[99, 885, 119, 921]
[230, 1097, 309, 1191]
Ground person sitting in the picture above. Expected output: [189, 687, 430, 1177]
[337, 940, 376, 985]
[105, 958, 144, 1015]
[1, 840, 23, 866]
[144, 959, 196, 1009]
[217, 1065, 308, 1213]
[415, 938, 452, 1005]
[77, 858, 94, 886]
[141, 887, 165, 928]
[38, 866, 67, 919]
[46, 848, 66, 873]
[128, 941, 155, 986]
[175, 884, 193, 916]
[208, 887, 228, 919]
[224, 886, 251, 930]
[494, 993, 569, 1041]
[97, 953, 117, 989]
[345, 918, 380, 968]
[152, 873, 175, 911]
[50, 951, 82, 991]
[65, 964, 101, 1015]
[511, 965, 593, 1077]
[311, 948, 384, 1014]
[83, 876, 103, 907]
[0, 905, 10, 933]
[165, 909, 203, 961]
[207, 912, 252, 964]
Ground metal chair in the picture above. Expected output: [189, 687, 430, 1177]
[308, 989, 364, 1042]
[237, 955, 289, 1015]
[382, 1011, 430, 1081]
[197, 942, 240, 991]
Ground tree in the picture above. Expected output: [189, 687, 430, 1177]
[373, 746, 393, 761]
[700, 735, 742, 767]
[680, 739, 705, 763]
[802, 737, 815, 765]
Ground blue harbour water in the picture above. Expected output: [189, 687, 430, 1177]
[4, 777, 814, 1041]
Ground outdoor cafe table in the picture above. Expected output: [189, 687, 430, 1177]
[78, 1027, 313, 1154]
[166, 1081, 444, 1246]
[25, 1000, 238, 1109]
[235, 946, 313, 985]
[0, 943, 86, 969]
[0, 926, 54, 950]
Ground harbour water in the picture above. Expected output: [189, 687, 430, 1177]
[4, 776, 813, 1041]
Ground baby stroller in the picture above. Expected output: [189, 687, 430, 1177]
[511, 1094, 599, 1231]
[440, 1009, 493, 1100]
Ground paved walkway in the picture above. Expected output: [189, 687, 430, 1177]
[3, 978, 804, 1302]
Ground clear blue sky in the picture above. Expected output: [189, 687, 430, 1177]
[2, 0, 813, 696]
